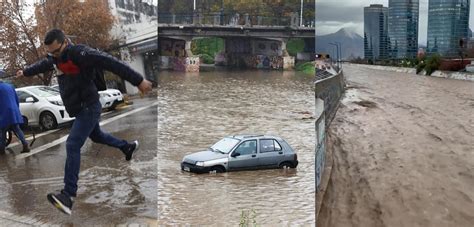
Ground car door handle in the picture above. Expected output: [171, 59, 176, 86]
[251, 155, 256, 157]
[278, 152, 283, 154]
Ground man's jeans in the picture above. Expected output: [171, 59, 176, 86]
[0, 124, 28, 151]
[64, 100, 128, 197]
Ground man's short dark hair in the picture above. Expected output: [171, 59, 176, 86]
[44, 29, 66, 45]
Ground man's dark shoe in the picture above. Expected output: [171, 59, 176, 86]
[122, 140, 139, 161]
[21, 144, 30, 153]
[47, 190, 73, 215]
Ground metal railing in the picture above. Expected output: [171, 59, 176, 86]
[158, 12, 315, 28]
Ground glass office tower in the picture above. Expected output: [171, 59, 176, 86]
[364, 4, 389, 61]
[388, 0, 419, 59]
[427, 0, 470, 57]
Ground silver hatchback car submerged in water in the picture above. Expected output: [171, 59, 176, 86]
[181, 135, 298, 173]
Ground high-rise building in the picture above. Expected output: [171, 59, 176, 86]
[388, 0, 419, 59]
[364, 4, 389, 61]
[427, 0, 470, 57]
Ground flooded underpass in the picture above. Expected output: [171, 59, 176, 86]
[158, 70, 315, 225]
[0, 97, 157, 225]
[318, 64, 474, 227]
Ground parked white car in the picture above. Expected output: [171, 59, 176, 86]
[16, 86, 75, 131]
[50, 85, 122, 110]
[98, 89, 124, 110]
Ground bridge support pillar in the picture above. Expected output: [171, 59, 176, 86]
[185, 39, 194, 57]
[281, 39, 295, 70]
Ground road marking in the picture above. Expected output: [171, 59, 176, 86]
[8, 110, 117, 148]
[15, 102, 158, 159]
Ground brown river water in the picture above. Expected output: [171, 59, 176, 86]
[157, 69, 315, 226]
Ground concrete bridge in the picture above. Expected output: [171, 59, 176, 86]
[158, 13, 315, 72]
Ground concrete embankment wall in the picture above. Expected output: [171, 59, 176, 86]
[347, 63, 474, 81]
[314, 70, 345, 218]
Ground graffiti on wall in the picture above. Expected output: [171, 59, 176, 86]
[226, 38, 252, 54]
[214, 52, 226, 66]
[185, 57, 200, 72]
[249, 55, 283, 69]
[254, 40, 281, 56]
[172, 56, 200, 72]
[160, 40, 186, 57]
[228, 55, 284, 69]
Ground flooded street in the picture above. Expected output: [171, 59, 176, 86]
[318, 65, 474, 227]
[158, 70, 315, 225]
[0, 97, 157, 225]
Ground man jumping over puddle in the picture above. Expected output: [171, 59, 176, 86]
[16, 29, 153, 215]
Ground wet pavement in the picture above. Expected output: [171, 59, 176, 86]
[0, 97, 157, 226]
[157, 69, 315, 225]
[318, 65, 474, 227]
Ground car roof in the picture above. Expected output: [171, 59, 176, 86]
[230, 134, 282, 140]
[16, 85, 48, 91]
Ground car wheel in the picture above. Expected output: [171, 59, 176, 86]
[279, 162, 294, 169]
[209, 166, 225, 173]
[40, 111, 57, 131]
[108, 104, 117, 111]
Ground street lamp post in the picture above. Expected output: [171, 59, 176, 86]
[300, 0, 303, 27]
[329, 42, 340, 69]
[336, 41, 342, 69]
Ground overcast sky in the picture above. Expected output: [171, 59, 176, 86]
[316, 0, 474, 45]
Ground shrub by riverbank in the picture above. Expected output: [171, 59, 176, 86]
[295, 61, 315, 74]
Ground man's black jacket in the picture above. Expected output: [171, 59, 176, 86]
[24, 44, 143, 117]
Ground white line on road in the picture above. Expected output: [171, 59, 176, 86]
[15, 102, 158, 159]
[8, 111, 116, 148]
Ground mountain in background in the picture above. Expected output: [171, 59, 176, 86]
[316, 28, 364, 60]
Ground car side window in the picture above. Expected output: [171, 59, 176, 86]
[234, 140, 257, 156]
[260, 139, 282, 153]
[16, 91, 31, 103]
[274, 140, 282, 151]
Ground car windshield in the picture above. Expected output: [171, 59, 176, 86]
[210, 137, 240, 154]
[29, 87, 59, 97]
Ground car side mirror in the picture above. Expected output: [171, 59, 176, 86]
[231, 152, 241, 158]
[25, 97, 35, 103]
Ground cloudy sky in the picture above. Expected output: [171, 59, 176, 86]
[316, 0, 474, 45]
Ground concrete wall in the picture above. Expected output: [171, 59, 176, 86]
[125, 53, 145, 94]
[314, 69, 345, 217]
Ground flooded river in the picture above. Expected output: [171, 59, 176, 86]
[157, 69, 315, 225]
[318, 64, 474, 227]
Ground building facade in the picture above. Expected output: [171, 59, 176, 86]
[108, 0, 158, 93]
[364, 4, 389, 61]
[388, 0, 419, 59]
[427, 0, 470, 57]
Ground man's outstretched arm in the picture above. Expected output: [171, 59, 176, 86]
[70, 45, 152, 93]
[17, 58, 55, 77]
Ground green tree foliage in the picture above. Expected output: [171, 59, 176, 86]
[287, 38, 305, 56]
[191, 38, 224, 56]
[159, 0, 315, 22]
[424, 54, 441, 75]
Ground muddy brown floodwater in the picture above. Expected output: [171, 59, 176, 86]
[318, 64, 474, 227]
[157, 69, 315, 226]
